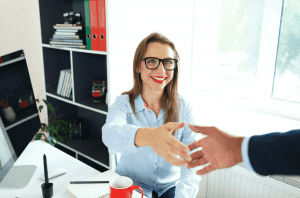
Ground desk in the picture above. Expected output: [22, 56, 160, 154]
[0, 140, 102, 198]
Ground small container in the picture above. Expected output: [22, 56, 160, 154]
[41, 182, 53, 198]
[3, 106, 16, 122]
[92, 81, 106, 102]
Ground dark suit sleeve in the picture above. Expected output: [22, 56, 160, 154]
[248, 129, 300, 176]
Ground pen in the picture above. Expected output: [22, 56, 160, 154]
[43, 154, 49, 185]
[70, 181, 110, 184]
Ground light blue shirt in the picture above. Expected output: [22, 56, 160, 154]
[241, 136, 255, 172]
[102, 94, 201, 198]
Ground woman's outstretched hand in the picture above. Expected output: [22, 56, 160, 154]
[135, 121, 192, 167]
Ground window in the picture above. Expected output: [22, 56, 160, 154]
[184, 0, 300, 120]
[272, 0, 300, 103]
[190, 0, 265, 99]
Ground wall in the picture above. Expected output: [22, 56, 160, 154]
[106, 0, 195, 105]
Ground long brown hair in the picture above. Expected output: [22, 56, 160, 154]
[122, 32, 180, 131]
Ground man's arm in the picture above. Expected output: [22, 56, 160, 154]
[248, 130, 300, 176]
[187, 125, 300, 176]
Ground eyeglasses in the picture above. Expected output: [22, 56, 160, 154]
[142, 57, 178, 71]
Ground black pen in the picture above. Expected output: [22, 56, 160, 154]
[70, 181, 109, 184]
[43, 154, 49, 185]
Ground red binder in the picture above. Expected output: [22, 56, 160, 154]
[97, 0, 106, 52]
[90, 0, 106, 52]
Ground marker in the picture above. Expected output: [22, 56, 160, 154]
[70, 181, 110, 184]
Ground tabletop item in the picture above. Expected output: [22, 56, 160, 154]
[41, 154, 53, 198]
[2, 106, 16, 122]
[92, 81, 106, 102]
[40, 167, 68, 181]
[109, 176, 143, 198]
[66, 170, 147, 198]
[70, 181, 109, 184]
[0, 165, 36, 189]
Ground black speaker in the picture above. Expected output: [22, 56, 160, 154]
[69, 117, 89, 139]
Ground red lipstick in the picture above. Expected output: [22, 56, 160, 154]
[151, 76, 166, 84]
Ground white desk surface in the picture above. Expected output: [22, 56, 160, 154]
[0, 140, 101, 198]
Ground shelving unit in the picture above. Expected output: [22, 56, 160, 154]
[5, 113, 39, 131]
[38, 0, 110, 172]
[0, 50, 41, 158]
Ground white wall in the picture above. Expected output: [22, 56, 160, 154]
[107, 0, 195, 105]
[0, 0, 46, 165]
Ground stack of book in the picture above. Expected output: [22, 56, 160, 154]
[57, 69, 73, 98]
[50, 24, 86, 49]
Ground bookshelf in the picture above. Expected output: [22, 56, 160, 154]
[38, 0, 110, 171]
[0, 50, 41, 158]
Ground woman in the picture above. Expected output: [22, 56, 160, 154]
[102, 32, 200, 198]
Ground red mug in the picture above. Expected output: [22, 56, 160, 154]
[109, 176, 143, 198]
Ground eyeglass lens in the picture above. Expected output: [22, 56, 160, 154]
[146, 58, 176, 70]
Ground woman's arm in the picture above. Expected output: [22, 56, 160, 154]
[102, 95, 142, 154]
[103, 95, 192, 166]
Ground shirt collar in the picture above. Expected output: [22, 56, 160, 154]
[134, 93, 165, 120]
[134, 93, 148, 112]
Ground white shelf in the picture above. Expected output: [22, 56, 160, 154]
[0, 56, 25, 68]
[42, 44, 108, 55]
[56, 141, 110, 170]
[46, 92, 108, 115]
[5, 113, 39, 130]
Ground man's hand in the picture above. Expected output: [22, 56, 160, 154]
[135, 122, 192, 167]
[187, 124, 244, 175]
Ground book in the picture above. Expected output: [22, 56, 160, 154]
[55, 24, 82, 27]
[53, 35, 80, 39]
[57, 70, 65, 95]
[55, 29, 80, 32]
[66, 170, 147, 198]
[50, 38, 82, 41]
[66, 73, 73, 98]
[50, 38, 84, 42]
[55, 32, 78, 35]
[57, 69, 70, 95]
[65, 71, 72, 97]
[50, 41, 83, 45]
[51, 45, 86, 49]
[62, 71, 70, 97]
[53, 26, 83, 30]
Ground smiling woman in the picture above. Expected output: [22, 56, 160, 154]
[102, 32, 201, 198]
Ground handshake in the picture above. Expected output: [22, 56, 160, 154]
[137, 121, 244, 176]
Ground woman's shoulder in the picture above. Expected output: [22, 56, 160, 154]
[178, 93, 188, 103]
[177, 93, 192, 109]
[115, 94, 130, 104]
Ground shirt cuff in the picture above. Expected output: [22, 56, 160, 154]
[241, 136, 254, 172]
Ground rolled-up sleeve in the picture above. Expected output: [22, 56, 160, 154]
[102, 95, 142, 154]
[175, 97, 201, 198]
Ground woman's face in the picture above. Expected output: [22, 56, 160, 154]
[138, 42, 175, 93]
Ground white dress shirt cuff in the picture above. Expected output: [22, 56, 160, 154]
[241, 136, 254, 172]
